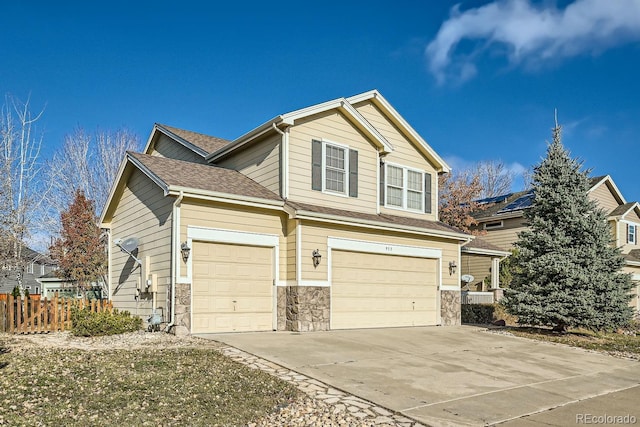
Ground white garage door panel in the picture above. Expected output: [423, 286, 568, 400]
[332, 250, 437, 330]
[192, 241, 273, 333]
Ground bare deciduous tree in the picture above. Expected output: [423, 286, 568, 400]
[469, 160, 515, 198]
[0, 95, 48, 294]
[43, 127, 140, 234]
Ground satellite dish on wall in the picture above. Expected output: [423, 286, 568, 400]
[461, 274, 474, 283]
[114, 237, 142, 267]
[119, 237, 139, 253]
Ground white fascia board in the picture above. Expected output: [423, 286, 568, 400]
[626, 260, 640, 267]
[462, 246, 511, 257]
[207, 116, 284, 162]
[347, 90, 450, 173]
[208, 95, 395, 162]
[142, 124, 159, 154]
[292, 209, 470, 241]
[167, 186, 284, 210]
[155, 124, 209, 157]
[614, 203, 640, 220]
[99, 155, 143, 226]
[281, 97, 394, 153]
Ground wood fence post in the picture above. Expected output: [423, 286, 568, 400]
[43, 297, 49, 333]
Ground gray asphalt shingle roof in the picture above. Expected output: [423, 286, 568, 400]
[157, 124, 231, 155]
[129, 152, 282, 202]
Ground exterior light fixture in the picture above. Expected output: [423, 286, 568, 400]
[312, 249, 322, 267]
[181, 242, 191, 262]
[449, 261, 457, 275]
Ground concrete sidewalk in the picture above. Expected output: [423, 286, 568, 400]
[198, 326, 640, 426]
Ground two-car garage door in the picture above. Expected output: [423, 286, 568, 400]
[331, 250, 438, 329]
[190, 238, 439, 332]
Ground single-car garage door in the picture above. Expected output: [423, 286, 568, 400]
[192, 241, 273, 333]
[332, 250, 438, 329]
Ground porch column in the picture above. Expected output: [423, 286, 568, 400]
[490, 257, 500, 289]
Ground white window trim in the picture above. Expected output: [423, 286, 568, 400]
[321, 139, 350, 197]
[629, 223, 637, 244]
[384, 162, 425, 213]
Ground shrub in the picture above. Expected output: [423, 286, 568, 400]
[462, 303, 518, 325]
[462, 304, 496, 324]
[71, 307, 142, 337]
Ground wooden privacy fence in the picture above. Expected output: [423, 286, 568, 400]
[0, 295, 113, 334]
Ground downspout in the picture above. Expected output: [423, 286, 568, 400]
[167, 190, 184, 332]
[272, 123, 288, 199]
[106, 227, 112, 301]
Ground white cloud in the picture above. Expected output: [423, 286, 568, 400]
[426, 0, 640, 84]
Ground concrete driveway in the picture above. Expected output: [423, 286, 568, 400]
[198, 326, 640, 426]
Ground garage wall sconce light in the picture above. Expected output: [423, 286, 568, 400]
[449, 261, 457, 275]
[312, 249, 322, 267]
[181, 242, 191, 262]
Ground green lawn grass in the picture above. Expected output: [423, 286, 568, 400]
[0, 338, 299, 426]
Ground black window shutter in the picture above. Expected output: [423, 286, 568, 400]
[311, 140, 322, 191]
[627, 223, 630, 243]
[379, 162, 385, 206]
[424, 172, 432, 213]
[349, 149, 358, 197]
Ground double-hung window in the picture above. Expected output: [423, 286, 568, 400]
[311, 139, 358, 197]
[628, 224, 637, 244]
[324, 144, 346, 194]
[384, 163, 428, 212]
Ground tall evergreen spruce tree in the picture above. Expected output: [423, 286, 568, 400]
[502, 125, 633, 331]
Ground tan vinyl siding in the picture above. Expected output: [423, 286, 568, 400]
[300, 220, 460, 288]
[461, 254, 493, 291]
[479, 217, 528, 250]
[353, 101, 439, 221]
[110, 169, 173, 318]
[589, 183, 620, 213]
[217, 133, 281, 194]
[288, 110, 378, 214]
[180, 200, 288, 280]
[286, 218, 298, 282]
[151, 134, 207, 164]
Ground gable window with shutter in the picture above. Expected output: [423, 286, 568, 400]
[384, 163, 432, 213]
[311, 139, 358, 197]
[628, 224, 637, 244]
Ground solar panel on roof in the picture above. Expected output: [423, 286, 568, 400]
[497, 191, 534, 213]
[476, 193, 512, 205]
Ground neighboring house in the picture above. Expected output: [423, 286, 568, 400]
[467, 175, 640, 310]
[0, 247, 57, 295]
[101, 90, 474, 335]
[36, 272, 106, 300]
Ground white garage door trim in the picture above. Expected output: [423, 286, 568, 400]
[327, 237, 443, 328]
[187, 226, 280, 331]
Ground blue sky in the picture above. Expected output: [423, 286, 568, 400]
[2, 0, 639, 201]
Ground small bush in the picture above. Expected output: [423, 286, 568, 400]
[71, 307, 142, 337]
[462, 303, 518, 325]
[462, 304, 496, 324]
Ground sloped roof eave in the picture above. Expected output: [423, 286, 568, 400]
[346, 90, 451, 173]
[293, 210, 471, 241]
[166, 186, 284, 209]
